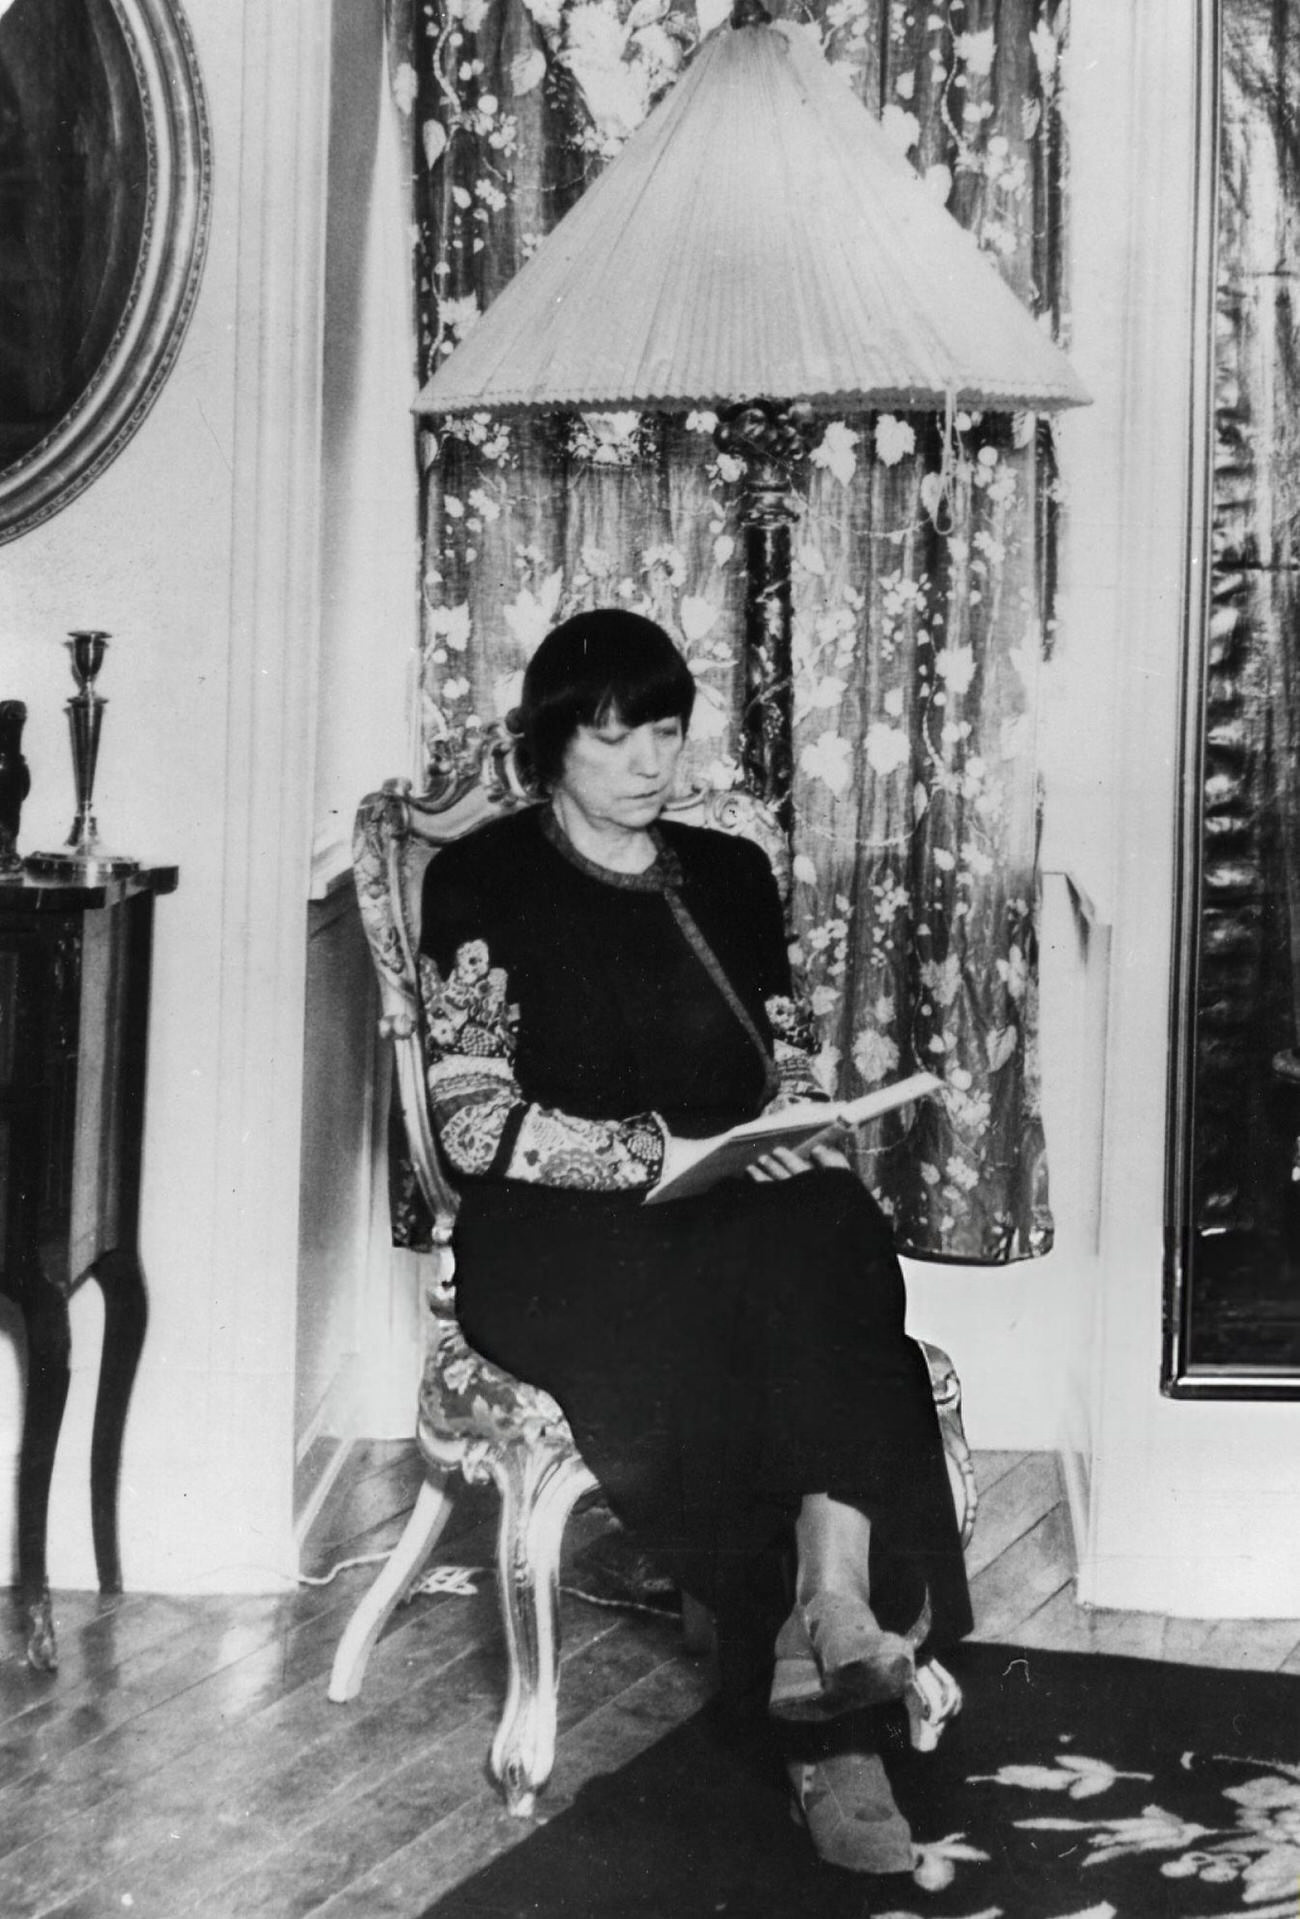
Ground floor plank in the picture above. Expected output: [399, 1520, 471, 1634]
[7, 1593, 509, 1919]
[0, 1585, 349, 1821]
[199, 1606, 685, 1919]
[971, 1450, 1023, 1496]
[1157, 1614, 1227, 1668]
[968, 1502, 1074, 1641]
[38, 1630, 524, 1917]
[1192, 1615, 1300, 1671]
[7, 1446, 1300, 1919]
[0, 1592, 214, 1728]
[0, 1516, 507, 1910]
[307, 1634, 714, 1919]
[978, 1572, 1300, 1672]
[1009, 1582, 1169, 1661]
[963, 1452, 1064, 1581]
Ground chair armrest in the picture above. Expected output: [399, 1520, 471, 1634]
[353, 784, 459, 1245]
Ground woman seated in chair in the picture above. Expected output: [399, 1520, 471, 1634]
[419, 608, 971, 1876]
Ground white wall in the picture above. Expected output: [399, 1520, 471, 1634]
[1056, 0, 1300, 1618]
[289, 0, 424, 1534]
[0, 0, 331, 1594]
[0, 0, 421, 1599]
[314, 0, 420, 891]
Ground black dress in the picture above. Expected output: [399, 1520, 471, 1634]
[419, 806, 971, 1699]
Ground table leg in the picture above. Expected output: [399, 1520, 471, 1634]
[13, 1260, 72, 1672]
[89, 1248, 149, 1596]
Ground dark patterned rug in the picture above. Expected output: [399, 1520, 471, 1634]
[426, 1642, 1300, 1919]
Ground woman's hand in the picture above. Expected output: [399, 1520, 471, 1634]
[747, 1140, 853, 1182]
[655, 1130, 853, 1194]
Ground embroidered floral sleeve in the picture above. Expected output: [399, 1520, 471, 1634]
[420, 940, 666, 1190]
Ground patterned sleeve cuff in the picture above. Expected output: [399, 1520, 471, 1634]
[765, 994, 832, 1109]
[427, 1058, 523, 1177]
[624, 1110, 668, 1185]
[505, 1105, 667, 1190]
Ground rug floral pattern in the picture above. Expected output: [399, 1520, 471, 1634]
[893, 1748, 1300, 1919]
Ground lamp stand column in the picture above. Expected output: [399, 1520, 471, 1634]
[715, 402, 815, 835]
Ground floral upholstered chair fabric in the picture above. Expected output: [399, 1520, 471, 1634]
[328, 728, 978, 1816]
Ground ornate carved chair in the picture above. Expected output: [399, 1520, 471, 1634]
[328, 730, 978, 1816]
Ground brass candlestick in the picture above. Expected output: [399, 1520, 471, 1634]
[28, 631, 138, 881]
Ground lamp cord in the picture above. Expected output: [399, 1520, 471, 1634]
[932, 383, 960, 535]
[297, 1551, 668, 1618]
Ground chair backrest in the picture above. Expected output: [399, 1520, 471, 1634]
[352, 726, 790, 1294]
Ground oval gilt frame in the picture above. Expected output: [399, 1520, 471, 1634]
[0, 0, 212, 544]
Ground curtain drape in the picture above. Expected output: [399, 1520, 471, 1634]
[386, 0, 1068, 1262]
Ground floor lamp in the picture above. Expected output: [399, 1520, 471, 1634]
[415, 0, 1089, 826]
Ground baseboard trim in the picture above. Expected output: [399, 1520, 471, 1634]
[1057, 1441, 1090, 1580]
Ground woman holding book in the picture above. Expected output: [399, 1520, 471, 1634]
[419, 609, 970, 1876]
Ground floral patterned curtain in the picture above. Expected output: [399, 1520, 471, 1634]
[387, 0, 1067, 1262]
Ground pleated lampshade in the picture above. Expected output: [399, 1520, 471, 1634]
[416, 14, 1089, 418]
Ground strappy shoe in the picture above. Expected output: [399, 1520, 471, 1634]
[904, 1653, 963, 1752]
[769, 1591, 928, 1723]
[787, 1749, 915, 1875]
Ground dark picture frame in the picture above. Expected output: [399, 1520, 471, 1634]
[0, 0, 210, 543]
[1165, 0, 1300, 1396]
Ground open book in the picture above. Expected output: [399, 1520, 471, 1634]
[645, 1071, 942, 1205]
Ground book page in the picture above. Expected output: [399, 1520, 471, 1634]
[645, 1071, 941, 1205]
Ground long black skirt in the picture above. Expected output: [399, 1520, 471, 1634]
[453, 1167, 972, 1702]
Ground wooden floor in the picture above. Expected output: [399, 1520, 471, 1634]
[3, 1447, 1298, 1919]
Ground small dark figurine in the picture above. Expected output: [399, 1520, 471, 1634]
[0, 699, 31, 873]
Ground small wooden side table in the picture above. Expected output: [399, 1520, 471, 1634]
[0, 864, 177, 1670]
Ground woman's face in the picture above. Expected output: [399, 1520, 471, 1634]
[554, 711, 686, 835]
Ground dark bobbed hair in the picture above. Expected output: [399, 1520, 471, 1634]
[514, 609, 695, 792]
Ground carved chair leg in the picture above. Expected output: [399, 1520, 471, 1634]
[937, 1391, 978, 1553]
[904, 1344, 971, 1758]
[328, 1475, 456, 1704]
[488, 1441, 598, 1817]
[918, 1339, 979, 1550]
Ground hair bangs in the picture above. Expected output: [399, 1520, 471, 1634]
[517, 610, 697, 790]
[590, 654, 695, 731]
